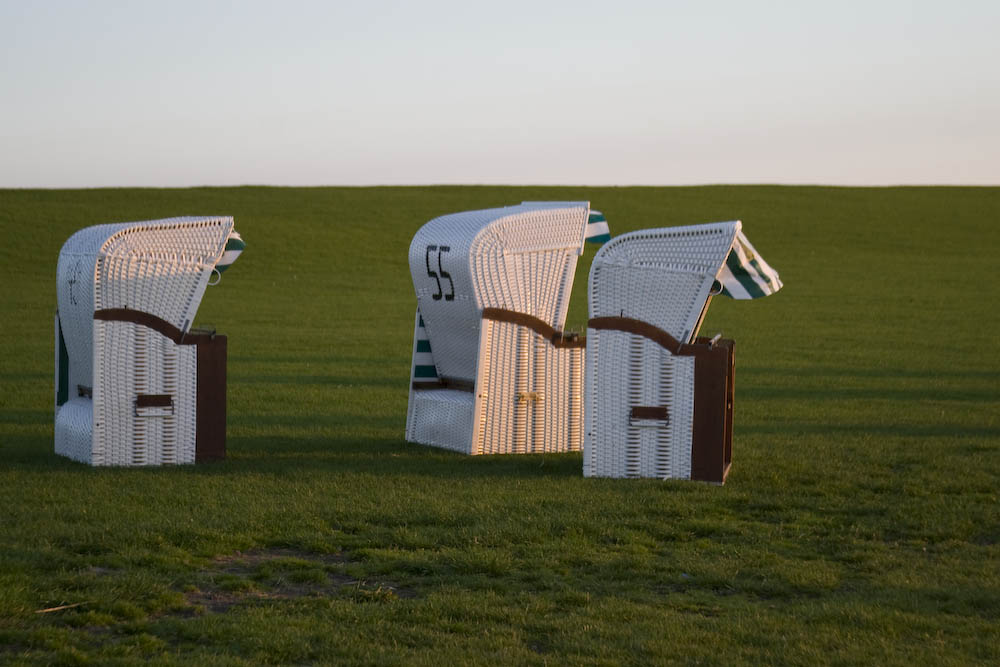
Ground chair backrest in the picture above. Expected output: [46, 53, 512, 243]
[56, 217, 234, 398]
[588, 221, 741, 343]
[408, 202, 589, 383]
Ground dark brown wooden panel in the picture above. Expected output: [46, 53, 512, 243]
[195, 335, 227, 462]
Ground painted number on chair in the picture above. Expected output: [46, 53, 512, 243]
[425, 245, 455, 301]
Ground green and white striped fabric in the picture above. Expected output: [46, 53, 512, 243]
[716, 230, 783, 299]
[215, 231, 245, 273]
[585, 211, 611, 244]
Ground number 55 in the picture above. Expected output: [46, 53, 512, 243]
[425, 245, 454, 301]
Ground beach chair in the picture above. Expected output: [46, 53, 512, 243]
[583, 221, 781, 483]
[405, 202, 590, 454]
[54, 217, 244, 466]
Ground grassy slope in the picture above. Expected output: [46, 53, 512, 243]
[0, 186, 997, 665]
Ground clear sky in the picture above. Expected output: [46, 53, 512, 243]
[1, 0, 997, 187]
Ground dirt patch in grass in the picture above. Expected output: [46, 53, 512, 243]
[183, 548, 416, 613]
[212, 547, 351, 571]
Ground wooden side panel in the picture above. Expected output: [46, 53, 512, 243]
[195, 335, 227, 462]
[689, 339, 734, 484]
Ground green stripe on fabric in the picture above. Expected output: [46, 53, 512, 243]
[726, 251, 767, 299]
[416, 339, 432, 353]
[418, 315, 425, 327]
[414, 365, 438, 378]
[225, 238, 246, 251]
[746, 256, 780, 292]
[586, 211, 611, 243]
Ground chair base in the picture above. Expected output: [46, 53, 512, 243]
[584, 324, 735, 483]
[53, 331, 228, 466]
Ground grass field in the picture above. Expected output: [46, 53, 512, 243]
[1, 185, 998, 665]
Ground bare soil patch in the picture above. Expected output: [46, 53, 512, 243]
[183, 548, 416, 613]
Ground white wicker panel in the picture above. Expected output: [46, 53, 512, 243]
[176, 344, 198, 465]
[583, 328, 695, 479]
[93, 319, 133, 466]
[472, 245, 580, 327]
[408, 389, 476, 454]
[661, 347, 695, 479]
[94, 320, 198, 466]
[473, 318, 584, 455]
[584, 328, 625, 477]
[410, 207, 509, 384]
[539, 337, 584, 453]
[57, 245, 100, 398]
[473, 318, 519, 455]
[532, 328, 547, 453]
[589, 222, 740, 343]
[567, 343, 584, 452]
[132, 324, 152, 465]
[54, 398, 94, 464]
[96, 217, 233, 331]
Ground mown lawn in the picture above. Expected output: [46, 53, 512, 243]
[1, 185, 998, 665]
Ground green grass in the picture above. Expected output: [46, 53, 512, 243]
[1, 185, 998, 665]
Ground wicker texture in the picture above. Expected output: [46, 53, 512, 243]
[407, 389, 476, 453]
[584, 223, 739, 479]
[589, 222, 740, 343]
[406, 203, 588, 454]
[473, 318, 583, 454]
[55, 217, 233, 466]
[408, 203, 586, 383]
[584, 330, 695, 478]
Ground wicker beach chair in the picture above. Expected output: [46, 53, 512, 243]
[583, 221, 780, 483]
[406, 202, 590, 454]
[54, 217, 243, 466]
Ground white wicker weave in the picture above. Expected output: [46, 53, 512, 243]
[584, 222, 741, 479]
[406, 202, 589, 454]
[473, 316, 584, 454]
[588, 222, 741, 344]
[54, 217, 234, 466]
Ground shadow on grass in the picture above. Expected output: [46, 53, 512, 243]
[743, 384, 997, 403]
[0, 425, 585, 481]
[740, 420, 1000, 439]
[232, 374, 406, 387]
[229, 354, 408, 366]
[741, 365, 999, 381]
[220, 433, 585, 480]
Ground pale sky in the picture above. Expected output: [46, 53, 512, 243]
[1, 0, 997, 187]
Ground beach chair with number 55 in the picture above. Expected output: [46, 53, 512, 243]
[405, 202, 601, 455]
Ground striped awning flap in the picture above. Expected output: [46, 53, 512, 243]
[215, 230, 245, 273]
[585, 210, 611, 244]
[715, 230, 783, 299]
